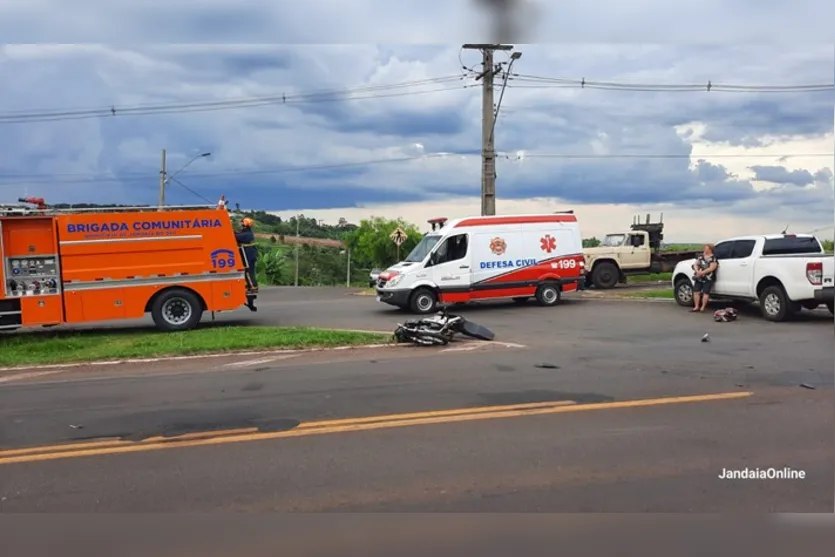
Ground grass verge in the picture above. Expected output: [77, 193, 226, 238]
[627, 272, 672, 284]
[623, 288, 675, 299]
[0, 326, 391, 367]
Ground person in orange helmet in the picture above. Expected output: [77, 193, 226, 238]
[236, 217, 258, 292]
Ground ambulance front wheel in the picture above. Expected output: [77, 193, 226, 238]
[535, 283, 561, 306]
[409, 287, 438, 314]
[151, 288, 204, 332]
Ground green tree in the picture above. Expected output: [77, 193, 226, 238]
[822, 239, 834, 253]
[255, 244, 292, 285]
[583, 237, 601, 248]
[344, 216, 422, 268]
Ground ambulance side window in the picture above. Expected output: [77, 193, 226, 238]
[431, 234, 468, 265]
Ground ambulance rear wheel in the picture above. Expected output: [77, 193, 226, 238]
[151, 288, 204, 332]
[409, 287, 438, 314]
[535, 283, 561, 306]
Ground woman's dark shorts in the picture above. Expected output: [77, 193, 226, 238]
[693, 278, 714, 294]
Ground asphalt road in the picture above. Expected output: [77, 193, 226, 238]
[0, 288, 832, 511]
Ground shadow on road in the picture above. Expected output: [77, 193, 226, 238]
[372, 297, 588, 316]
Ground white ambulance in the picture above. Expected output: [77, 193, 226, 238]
[375, 213, 586, 313]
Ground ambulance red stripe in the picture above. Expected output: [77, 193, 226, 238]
[474, 252, 585, 286]
[438, 282, 580, 304]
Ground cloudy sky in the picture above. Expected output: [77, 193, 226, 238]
[0, 14, 832, 243]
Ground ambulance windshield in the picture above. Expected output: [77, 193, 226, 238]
[404, 235, 440, 262]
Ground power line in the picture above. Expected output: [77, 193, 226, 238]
[508, 74, 834, 93]
[0, 76, 462, 116]
[0, 76, 469, 124]
[0, 154, 454, 186]
[511, 153, 834, 160]
[166, 175, 214, 205]
[1, 152, 831, 187]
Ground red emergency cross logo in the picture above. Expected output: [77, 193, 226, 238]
[540, 234, 556, 253]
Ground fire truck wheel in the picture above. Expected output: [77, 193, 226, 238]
[151, 288, 204, 332]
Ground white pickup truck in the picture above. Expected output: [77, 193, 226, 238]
[672, 233, 834, 321]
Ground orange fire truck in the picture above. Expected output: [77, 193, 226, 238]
[0, 199, 257, 332]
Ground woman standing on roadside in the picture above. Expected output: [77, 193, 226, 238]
[691, 243, 719, 312]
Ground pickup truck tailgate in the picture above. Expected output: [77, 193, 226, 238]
[813, 256, 834, 305]
[821, 257, 834, 287]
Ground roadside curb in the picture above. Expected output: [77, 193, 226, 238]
[0, 340, 403, 374]
[579, 295, 676, 303]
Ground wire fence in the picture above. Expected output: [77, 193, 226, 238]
[254, 240, 375, 288]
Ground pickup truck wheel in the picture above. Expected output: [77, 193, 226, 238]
[409, 287, 437, 314]
[535, 283, 561, 306]
[151, 288, 203, 331]
[674, 278, 693, 307]
[591, 262, 619, 289]
[759, 285, 797, 322]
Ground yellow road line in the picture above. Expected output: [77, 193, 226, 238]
[0, 391, 751, 465]
[0, 400, 574, 458]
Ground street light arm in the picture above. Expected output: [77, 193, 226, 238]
[164, 152, 211, 184]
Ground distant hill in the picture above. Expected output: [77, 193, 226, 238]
[255, 233, 344, 248]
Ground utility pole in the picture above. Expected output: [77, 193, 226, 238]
[294, 215, 300, 287]
[158, 148, 167, 210]
[462, 44, 518, 216]
[346, 248, 351, 288]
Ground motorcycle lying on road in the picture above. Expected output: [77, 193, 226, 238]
[393, 308, 495, 346]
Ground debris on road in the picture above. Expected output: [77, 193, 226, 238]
[535, 363, 560, 369]
[701, 333, 710, 342]
[69, 424, 83, 429]
[799, 383, 816, 390]
[713, 308, 739, 322]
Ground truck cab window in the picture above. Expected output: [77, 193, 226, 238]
[762, 236, 823, 256]
[602, 234, 626, 247]
[433, 234, 468, 265]
[730, 240, 756, 258]
[712, 242, 732, 259]
[629, 234, 645, 247]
